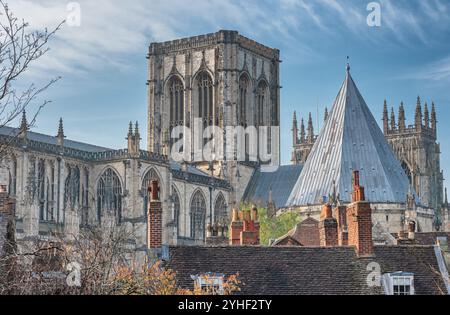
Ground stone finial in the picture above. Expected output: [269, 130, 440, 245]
[300, 118, 306, 144]
[383, 100, 389, 134]
[424, 102, 430, 128]
[307, 112, 314, 143]
[431, 102, 437, 133]
[390, 107, 396, 131]
[398, 102, 406, 131]
[324, 107, 329, 121]
[445, 187, 448, 206]
[292, 111, 298, 145]
[415, 96, 422, 129]
[128, 121, 133, 137]
[18, 110, 28, 140]
[56, 118, 65, 146]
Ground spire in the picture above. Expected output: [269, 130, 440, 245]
[383, 99, 389, 134]
[135, 121, 140, 137]
[398, 102, 406, 132]
[415, 96, 422, 130]
[307, 112, 314, 143]
[56, 118, 65, 146]
[300, 118, 306, 144]
[128, 121, 133, 137]
[445, 187, 448, 206]
[19, 110, 28, 140]
[424, 102, 429, 128]
[324, 107, 329, 121]
[390, 107, 396, 131]
[292, 111, 298, 145]
[431, 102, 437, 132]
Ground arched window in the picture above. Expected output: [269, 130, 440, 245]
[402, 161, 412, 186]
[142, 168, 161, 216]
[8, 156, 17, 196]
[239, 75, 249, 126]
[196, 72, 214, 126]
[37, 159, 46, 221]
[97, 168, 122, 224]
[64, 165, 80, 210]
[172, 186, 181, 236]
[256, 81, 268, 126]
[190, 190, 206, 241]
[168, 76, 184, 127]
[214, 193, 228, 224]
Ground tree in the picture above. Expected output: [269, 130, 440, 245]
[0, 224, 241, 295]
[241, 204, 301, 246]
[0, 0, 62, 157]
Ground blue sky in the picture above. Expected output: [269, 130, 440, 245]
[11, 0, 450, 192]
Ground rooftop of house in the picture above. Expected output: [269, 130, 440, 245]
[392, 232, 450, 246]
[166, 244, 448, 295]
[272, 216, 319, 246]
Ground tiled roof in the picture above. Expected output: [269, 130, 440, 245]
[287, 68, 412, 206]
[167, 245, 447, 295]
[272, 217, 319, 246]
[392, 232, 450, 246]
[243, 165, 303, 208]
[0, 126, 111, 152]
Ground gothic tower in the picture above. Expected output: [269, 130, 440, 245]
[147, 30, 280, 165]
[383, 97, 444, 213]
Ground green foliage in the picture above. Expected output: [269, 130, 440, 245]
[241, 204, 302, 246]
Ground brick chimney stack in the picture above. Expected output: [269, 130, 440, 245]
[347, 171, 374, 257]
[319, 204, 338, 247]
[229, 206, 260, 246]
[147, 180, 162, 249]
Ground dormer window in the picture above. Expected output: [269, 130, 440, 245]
[191, 273, 224, 295]
[382, 272, 415, 295]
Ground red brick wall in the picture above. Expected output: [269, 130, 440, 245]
[319, 218, 338, 247]
[346, 201, 373, 256]
[148, 201, 162, 249]
[293, 218, 320, 246]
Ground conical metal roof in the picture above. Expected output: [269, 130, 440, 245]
[286, 67, 411, 206]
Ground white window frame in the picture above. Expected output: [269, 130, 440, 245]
[382, 272, 415, 295]
[191, 273, 224, 295]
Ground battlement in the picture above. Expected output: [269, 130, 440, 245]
[383, 97, 437, 140]
[148, 30, 280, 61]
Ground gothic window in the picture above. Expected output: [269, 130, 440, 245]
[8, 156, 17, 196]
[37, 159, 45, 221]
[97, 168, 122, 224]
[168, 76, 184, 127]
[239, 74, 250, 126]
[256, 81, 268, 126]
[142, 168, 161, 216]
[196, 72, 214, 126]
[214, 193, 228, 224]
[190, 190, 206, 241]
[401, 162, 412, 186]
[64, 165, 80, 210]
[172, 186, 181, 236]
[81, 169, 90, 226]
[45, 162, 55, 222]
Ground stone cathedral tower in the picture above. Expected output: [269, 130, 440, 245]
[383, 97, 444, 213]
[146, 30, 280, 165]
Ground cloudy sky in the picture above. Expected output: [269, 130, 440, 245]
[8, 0, 450, 190]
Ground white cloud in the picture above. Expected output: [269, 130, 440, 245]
[5, 0, 450, 78]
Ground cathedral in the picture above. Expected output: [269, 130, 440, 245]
[0, 30, 448, 256]
[0, 30, 279, 254]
